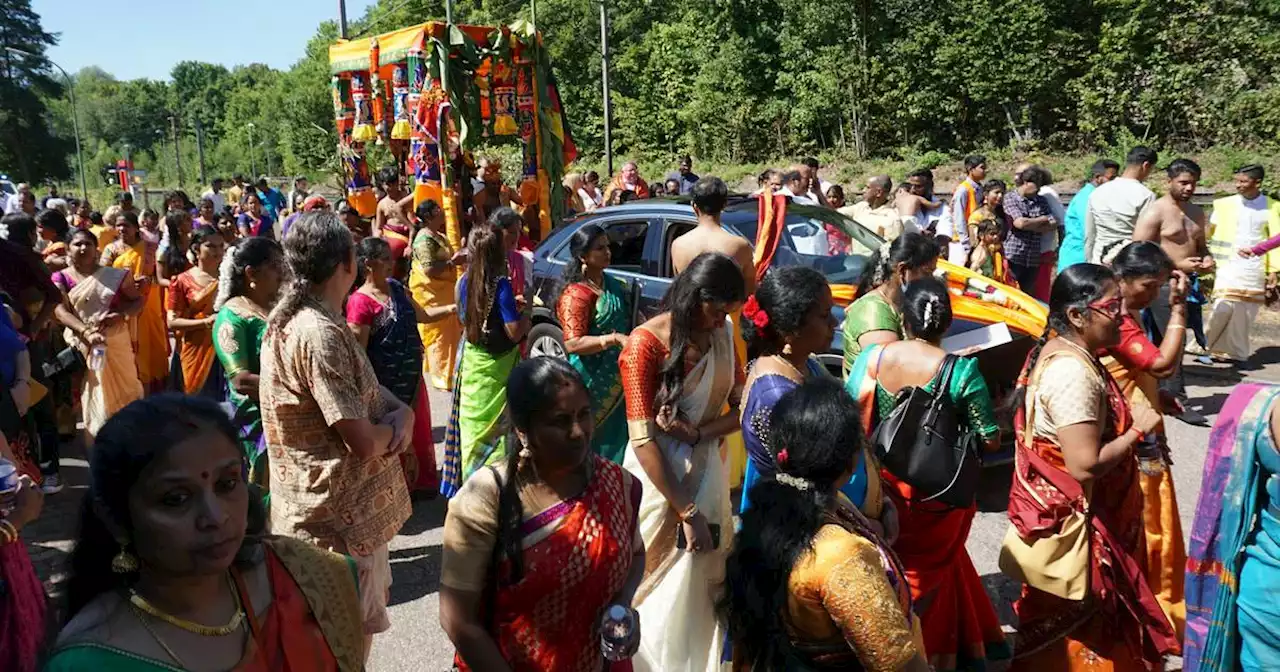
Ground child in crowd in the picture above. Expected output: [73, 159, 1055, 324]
[138, 208, 162, 244]
[967, 179, 1006, 244]
[968, 218, 1016, 287]
[825, 184, 846, 209]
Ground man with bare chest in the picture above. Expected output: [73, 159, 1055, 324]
[1132, 158, 1214, 424]
[670, 177, 756, 295]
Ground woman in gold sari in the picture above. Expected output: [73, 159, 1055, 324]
[52, 229, 144, 439]
[101, 211, 168, 394]
[619, 252, 746, 672]
[722, 377, 928, 671]
[409, 199, 463, 391]
[47, 395, 367, 671]
[167, 228, 227, 398]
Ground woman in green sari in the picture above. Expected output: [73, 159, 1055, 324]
[212, 237, 285, 489]
[841, 232, 940, 378]
[441, 208, 531, 497]
[555, 224, 630, 463]
[846, 278, 1008, 671]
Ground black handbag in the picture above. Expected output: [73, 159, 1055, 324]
[41, 345, 85, 380]
[871, 354, 982, 508]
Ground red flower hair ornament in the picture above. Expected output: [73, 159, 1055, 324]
[743, 295, 769, 330]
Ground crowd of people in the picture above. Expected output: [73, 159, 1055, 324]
[0, 144, 1277, 672]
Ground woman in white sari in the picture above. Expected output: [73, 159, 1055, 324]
[52, 228, 144, 438]
[619, 252, 747, 672]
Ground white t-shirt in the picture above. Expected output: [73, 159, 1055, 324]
[201, 189, 226, 214]
[1040, 186, 1066, 253]
[1085, 177, 1155, 263]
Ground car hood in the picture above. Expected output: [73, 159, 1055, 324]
[829, 259, 1048, 337]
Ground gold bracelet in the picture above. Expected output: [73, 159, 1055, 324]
[0, 519, 17, 544]
[678, 503, 699, 522]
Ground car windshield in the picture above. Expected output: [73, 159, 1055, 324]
[730, 200, 883, 286]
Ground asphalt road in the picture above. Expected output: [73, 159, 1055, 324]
[370, 340, 1280, 671]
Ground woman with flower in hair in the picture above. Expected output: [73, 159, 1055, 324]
[840, 232, 940, 378]
[721, 377, 928, 672]
[213, 236, 285, 490]
[846, 277, 1008, 671]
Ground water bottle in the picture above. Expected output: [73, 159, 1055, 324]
[0, 459, 18, 517]
[600, 604, 635, 662]
[89, 344, 107, 372]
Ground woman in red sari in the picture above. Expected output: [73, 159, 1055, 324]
[441, 357, 646, 671]
[1003, 264, 1176, 671]
[47, 395, 367, 671]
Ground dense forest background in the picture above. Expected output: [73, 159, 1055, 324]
[4, 0, 1280, 193]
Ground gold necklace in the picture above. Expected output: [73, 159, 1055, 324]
[128, 574, 246, 637]
[767, 354, 807, 382]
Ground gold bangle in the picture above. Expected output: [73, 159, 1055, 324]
[678, 503, 699, 522]
[0, 519, 17, 544]
[1166, 324, 1186, 331]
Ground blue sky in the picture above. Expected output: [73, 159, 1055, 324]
[32, 0, 378, 81]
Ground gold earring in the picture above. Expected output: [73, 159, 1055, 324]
[112, 546, 138, 574]
[782, 343, 793, 355]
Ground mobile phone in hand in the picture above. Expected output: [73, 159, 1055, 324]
[676, 522, 721, 550]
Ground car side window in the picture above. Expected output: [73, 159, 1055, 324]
[662, 219, 697, 278]
[605, 220, 650, 272]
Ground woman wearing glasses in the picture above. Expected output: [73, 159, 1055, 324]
[1002, 264, 1175, 671]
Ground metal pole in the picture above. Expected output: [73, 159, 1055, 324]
[599, 1, 613, 177]
[445, 0, 453, 24]
[123, 143, 133, 197]
[170, 115, 183, 188]
[194, 119, 207, 186]
[338, 0, 349, 39]
[247, 124, 257, 176]
[5, 48, 88, 199]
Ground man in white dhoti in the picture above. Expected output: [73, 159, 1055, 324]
[1205, 164, 1280, 362]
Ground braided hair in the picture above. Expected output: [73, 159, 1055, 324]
[269, 211, 354, 330]
[493, 358, 589, 584]
[855, 232, 940, 298]
[901, 277, 952, 342]
[215, 237, 283, 311]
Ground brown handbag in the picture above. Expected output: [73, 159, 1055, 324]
[997, 351, 1091, 601]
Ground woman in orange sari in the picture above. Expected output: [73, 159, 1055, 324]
[1003, 264, 1176, 671]
[167, 228, 226, 398]
[1099, 241, 1190, 642]
[47, 395, 367, 671]
[101, 210, 169, 395]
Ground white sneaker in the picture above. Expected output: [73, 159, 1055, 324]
[40, 474, 64, 494]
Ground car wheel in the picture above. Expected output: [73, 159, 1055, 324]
[528, 322, 567, 359]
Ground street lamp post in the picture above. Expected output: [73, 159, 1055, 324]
[597, 1, 613, 177]
[5, 47, 88, 200]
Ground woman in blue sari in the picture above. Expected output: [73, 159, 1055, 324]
[738, 266, 892, 534]
[1185, 383, 1280, 672]
[556, 224, 630, 463]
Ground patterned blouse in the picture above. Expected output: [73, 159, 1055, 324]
[259, 301, 411, 556]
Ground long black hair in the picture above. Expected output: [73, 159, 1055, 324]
[656, 252, 745, 411]
[742, 266, 828, 361]
[492, 357, 588, 584]
[270, 211, 354, 329]
[561, 223, 607, 286]
[720, 377, 865, 669]
[901, 277, 953, 342]
[855, 231, 939, 298]
[1015, 263, 1116, 406]
[215, 236, 283, 311]
[463, 216, 510, 345]
[161, 209, 192, 274]
[63, 395, 266, 623]
[35, 208, 70, 241]
[354, 235, 392, 287]
[1105, 240, 1173, 280]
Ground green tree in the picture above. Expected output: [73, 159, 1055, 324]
[0, 0, 72, 182]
